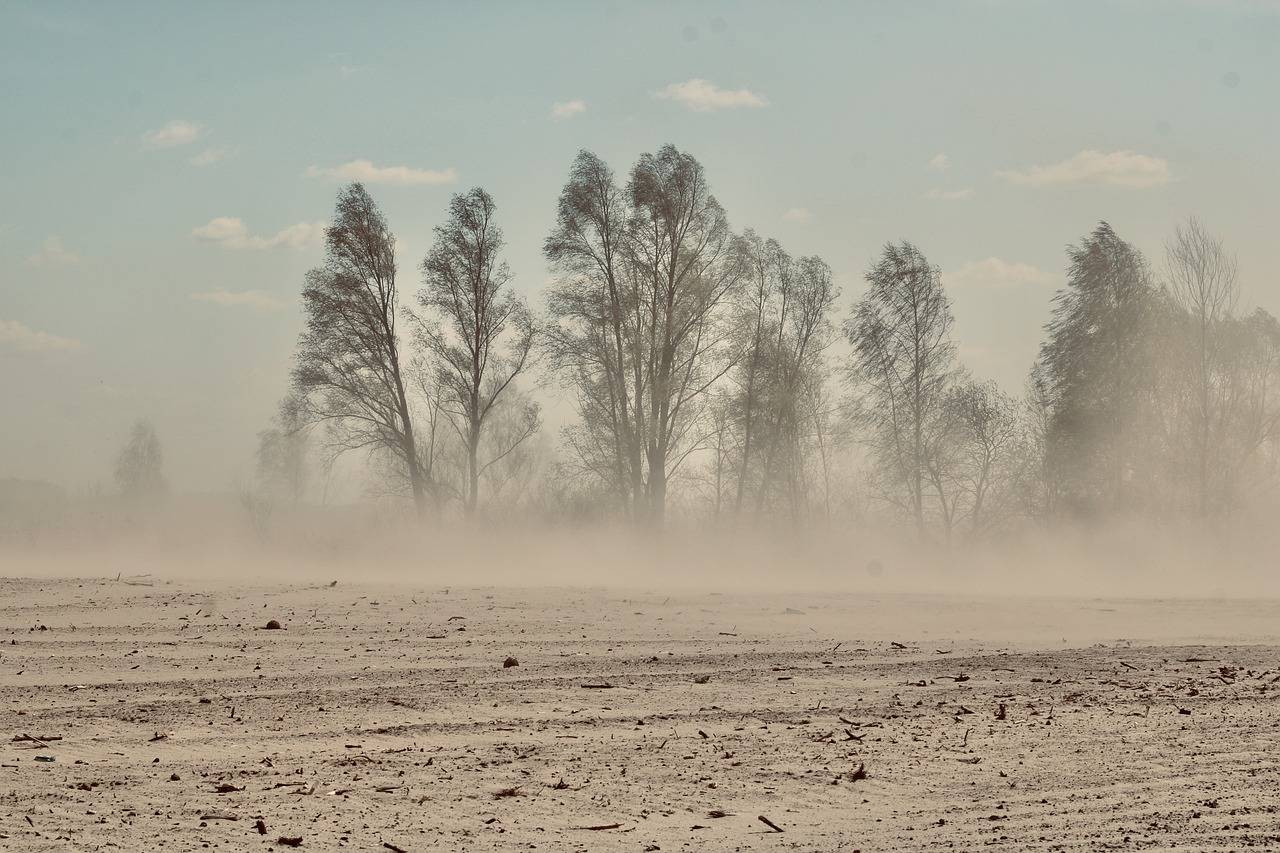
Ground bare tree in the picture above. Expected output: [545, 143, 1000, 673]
[545, 145, 742, 527]
[292, 183, 429, 515]
[728, 230, 781, 514]
[752, 253, 839, 520]
[115, 419, 166, 506]
[628, 146, 743, 527]
[846, 242, 958, 536]
[417, 187, 538, 516]
[935, 379, 1023, 536]
[1165, 217, 1239, 516]
[544, 151, 640, 513]
[1215, 309, 1280, 509]
[255, 394, 310, 504]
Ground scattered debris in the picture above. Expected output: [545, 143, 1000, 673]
[12, 734, 61, 744]
[758, 814, 785, 833]
[503, 657, 519, 668]
[276, 837, 303, 847]
[200, 811, 238, 821]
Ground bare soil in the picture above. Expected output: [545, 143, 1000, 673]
[3, 576, 1279, 850]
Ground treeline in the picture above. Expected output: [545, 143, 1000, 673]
[258, 144, 1280, 537]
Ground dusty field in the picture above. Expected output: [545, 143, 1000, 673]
[2, 576, 1280, 851]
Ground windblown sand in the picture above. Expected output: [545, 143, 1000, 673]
[3, 576, 1280, 850]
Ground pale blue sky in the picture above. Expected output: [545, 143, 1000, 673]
[2, 0, 1277, 490]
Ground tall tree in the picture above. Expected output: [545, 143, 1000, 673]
[115, 419, 166, 505]
[846, 242, 958, 536]
[292, 183, 429, 515]
[418, 187, 538, 516]
[545, 145, 742, 527]
[752, 253, 839, 519]
[1165, 217, 1239, 516]
[1038, 222, 1159, 513]
[544, 151, 641, 513]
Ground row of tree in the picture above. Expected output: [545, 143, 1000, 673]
[266, 144, 1280, 536]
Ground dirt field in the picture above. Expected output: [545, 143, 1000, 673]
[3, 575, 1280, 851]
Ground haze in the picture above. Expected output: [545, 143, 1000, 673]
[3, 4, 1280, 850]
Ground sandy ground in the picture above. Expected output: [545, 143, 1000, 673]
[2, 576, 1280, 851]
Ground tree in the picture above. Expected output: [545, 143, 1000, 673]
[291, 183, 429, 516]
[115, 419, 166, 505]
[417, 187, 538, 516]
[720, 236, 839, 522]
[255, 394, 310, 504]
[1215, 308, 1280, 509]
[1038, 222, 1161, 514]
[846, 242, 958, 536]
[752, 253, 839, 520]
[1165, 217, 1239, 516]
[545, 146, 742, 527]
[935, 379, 1023, 536]
[728, 230, 782, 515]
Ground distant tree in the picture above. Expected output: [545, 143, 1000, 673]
[752, 253, 839, 520]
[417, 187, 538, 516]
[1021, 361, 1063, 520]
[728, 230, 782, 515]
[720, 235, 839, 522]
[1164, 217, 1239, 516]
[935, 379, 1023, 536]
[628, 146, 743, 526]
[846, 242, 958, 536]
[255, 394, 310, 504]
[543, 151, 639, 513]
[1038, 222, 1161, 513]
[1215, 308, 1280, 508]
[545, 146, 742, 527]
[115, 419, 166, 505]
[291, 183, 430, 516]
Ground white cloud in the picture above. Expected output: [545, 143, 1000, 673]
[945, 257, 1055, 290]
[654, 78, 768, 112]
[0, 318, 81, 353]
[190, 289, 284, 311]
[551, 99, 587, 119]
[141, 120, 203, 149]
[189, 147, 228, 167]
[997, 149, 1171, 188]
[191, 217, 326, 250]
[305, 159, 457, 186]
[925, 187, 974, 201]
[782, 207, 812, 223]
[928, 153, 950, 171]
[25, 236, 81, 267]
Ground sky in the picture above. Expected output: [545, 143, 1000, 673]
[2, 0, 1278, 492]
